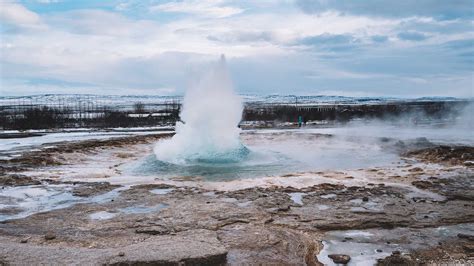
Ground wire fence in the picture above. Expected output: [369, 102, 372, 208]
[0, 95, 181, 130]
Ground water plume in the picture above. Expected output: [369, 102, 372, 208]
[154, 55, 247, 164]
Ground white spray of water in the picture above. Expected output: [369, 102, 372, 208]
[154, 55, 245, 164]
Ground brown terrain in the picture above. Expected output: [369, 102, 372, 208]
[0, 133, 472, 265]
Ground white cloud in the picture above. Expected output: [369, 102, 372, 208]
[150, 0, 244, 18]
[0, 2, 41, 27]
[36, 0, 61, 3]
[115, 2, 131, 11]
[46, 9, 159, 37]
[0, 1, 472, 96]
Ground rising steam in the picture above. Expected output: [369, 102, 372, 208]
[154, 55, 246, 164]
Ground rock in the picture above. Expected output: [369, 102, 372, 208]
[328, 254, 351, 264]
[411, 180, 433, 189]
[0, 207, 23, 215]
[451, 253, 465, 260]
[135, 226, 171, 235]
[1, 230, 228, 265]
[44, 232, 56, 241]
[362, 197, 369, 202]
[115, 153, 134, 159]
[264, 217, 274, 224]
[408, 167, 423, 173]
[446, 190, 474, 201]
[118, 252, 125, 257]
[377, 252, 415, 266]
[463, 243, 474, 253]
[376, 249, 383, 253]
[0, 174, 41, 186]
[132, 183, 175, 190]
[72, 182, 119, 197]
[277, 205, 290, 212]
[20, 238, 29, 244]
[457, 233, 474, 241]
[404, 145, 474, 166]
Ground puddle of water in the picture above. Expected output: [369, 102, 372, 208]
[0, 184, 129, 221]
[350, 207, 368, 212]
[415, 211, 440, 221]
[0, 185, 78, 221]
[404, 187, 446, 202]
[349, 199, 363, 204]
[220, 197, 238, 203]
[288, 192, 306, 205]
[219, 198, 238, 203]
[237, 201, 252, 207]
[90, 203, 168, 220]
[119, 203, 167, 214]
[434, 224, 473, 238]
[317, 224, 474, 265]
[318, 240, 393, 265]
[150, 188, 174, 195]
[349, 199, 383, 213]
[317, 204, 330, 210]
[321, 193, 337, 199]
[203, 191, 217, 197]
[92, 186, 130, 203]
[343, 231, 375, 238]
[89, 211, 117, 220]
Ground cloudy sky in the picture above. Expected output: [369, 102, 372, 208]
[0, 0, 473, 97]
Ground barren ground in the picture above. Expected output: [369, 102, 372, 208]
[0, 131, 473, 265]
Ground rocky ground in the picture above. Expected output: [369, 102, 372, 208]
[0, 132, 473, 265]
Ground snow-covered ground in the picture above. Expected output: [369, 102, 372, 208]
[0, 128, 173, 158]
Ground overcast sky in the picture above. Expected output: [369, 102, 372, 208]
[0, 0, 473, 97]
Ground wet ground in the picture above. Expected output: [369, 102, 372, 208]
[0, 129, 473, 265]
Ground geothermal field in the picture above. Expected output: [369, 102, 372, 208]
[0, 59, 473, 265]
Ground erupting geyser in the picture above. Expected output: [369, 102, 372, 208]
[154, 55, 248, 164]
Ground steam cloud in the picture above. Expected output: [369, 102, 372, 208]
[154, 55, 244, 164]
